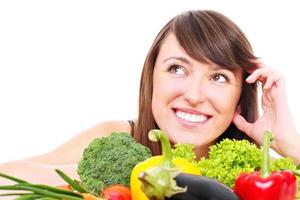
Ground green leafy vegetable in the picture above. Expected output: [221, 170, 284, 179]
[171, 143, 197, 163]
[198, 139, 261, 188]
[271, 157, 296, 171]
[77, 132, 152, 194]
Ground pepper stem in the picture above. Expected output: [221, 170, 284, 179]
[138, 130, 186, 199]
[261, 130, 273, 178]
[148, 129, 173, 168]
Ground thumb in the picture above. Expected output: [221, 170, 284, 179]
[233, 113, 253, 136]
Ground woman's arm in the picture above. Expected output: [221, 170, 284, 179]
[0, 161, 78, 199]
[233, 63, 300, 164]
[24, 120, 132, 165]
[0, 120, 132, 185]
[0, 161, 78, 185]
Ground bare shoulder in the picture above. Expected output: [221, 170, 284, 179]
[89, 120, 133, 135]
[25, 120, 133, 165]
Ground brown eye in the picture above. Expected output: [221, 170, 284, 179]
[168, 64, 185, 75]
[211, 73, 229, 83]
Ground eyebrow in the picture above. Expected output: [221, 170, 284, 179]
[162, 56, 237, 75]
[162, 56, 192, 66]
[162, 56, 222, 70]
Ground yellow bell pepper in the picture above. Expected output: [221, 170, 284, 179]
[130, 129, 200, 200]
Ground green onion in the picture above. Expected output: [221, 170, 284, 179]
[14, 194, 44, 200]
[0, 184, 83, 200]
[55, 169, 87, 193]
[0, 172, 29, 183]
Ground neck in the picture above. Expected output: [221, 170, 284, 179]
[193, 141, 215, 160]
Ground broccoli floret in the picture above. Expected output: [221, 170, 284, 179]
[77, 132, 152, 194]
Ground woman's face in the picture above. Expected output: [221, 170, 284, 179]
[152, 33, 243, 152]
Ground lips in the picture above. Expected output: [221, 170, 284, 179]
[173, 108, 212, 123]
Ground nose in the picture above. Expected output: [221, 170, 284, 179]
[183, 79, 207, 106]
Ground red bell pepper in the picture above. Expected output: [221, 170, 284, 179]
[234, 131, 297, 200]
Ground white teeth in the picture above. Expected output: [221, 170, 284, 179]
[175, 111, 208, 123]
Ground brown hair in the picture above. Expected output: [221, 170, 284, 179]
[133, 10, 259, 155]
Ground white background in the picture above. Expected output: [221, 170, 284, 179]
[0, 0, 299, 163]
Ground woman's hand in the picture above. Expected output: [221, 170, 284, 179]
[233, 61, 300, 163]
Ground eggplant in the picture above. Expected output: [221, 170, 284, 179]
[166, 173, 240, 200]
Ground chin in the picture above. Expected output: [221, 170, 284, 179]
[168, 134, 204, 145]
[167, 129, 219, 147]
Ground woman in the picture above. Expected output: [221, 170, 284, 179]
[0, 10, 299, 185]
[134, 10, 300, 162]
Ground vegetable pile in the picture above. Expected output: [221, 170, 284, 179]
[172, 133, 300, 199]
[1, 129, 300, 200]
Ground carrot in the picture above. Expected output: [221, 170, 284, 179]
[82, 193, 105, 200]
[56, 184, 72, 191]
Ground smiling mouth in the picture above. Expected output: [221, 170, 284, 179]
[174, 109, 212, 123]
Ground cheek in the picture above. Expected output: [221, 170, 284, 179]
[152, 74, 165, 109]
[152, 73, 182, 104]
[209, 86, 241, 115]
[151, 73, 170, 120]
[152, 72, 184, 124]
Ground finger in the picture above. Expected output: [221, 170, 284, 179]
[246, 68, 270, 83]
[263, 73, 281, 90]
[233, 113, 253, 137]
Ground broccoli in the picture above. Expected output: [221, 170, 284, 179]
[77, 132, 152, 194]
